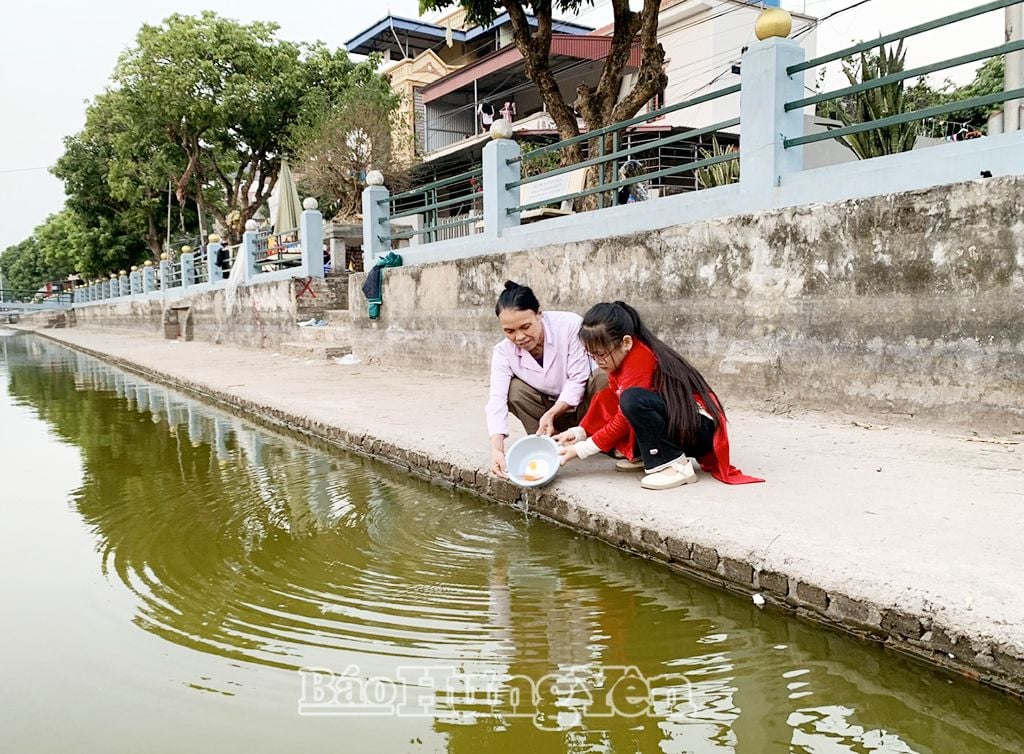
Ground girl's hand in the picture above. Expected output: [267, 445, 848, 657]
[552, 430, 576, 446]
[559, 444, 579, 466]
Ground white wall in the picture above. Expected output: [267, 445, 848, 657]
[657, 0, 817, 131]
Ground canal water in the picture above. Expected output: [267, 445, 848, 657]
[2, 332, 1023, 754]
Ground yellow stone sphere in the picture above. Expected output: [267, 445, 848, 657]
[181, 245, 192, 253]
[160, 252, 169, 261]
[131, 266, 138, 272]
[144, 260, 153, 267]
[208, 233, 221, 243]
[755, 7, 792, 40]
[120, 270, 127, 275]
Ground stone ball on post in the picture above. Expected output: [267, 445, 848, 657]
[245, 219, 259, 231]
[489, 118, 514, 140]
[754, 7, 792, 40]
[366, 170, 385, 187]
[144, 260, 153, 267]
[208, 233, 221, 243]
[160, 252, 169, 261]
[303, 197, 318, 210]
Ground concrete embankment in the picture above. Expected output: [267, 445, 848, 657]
[20, 325, 1024, 698]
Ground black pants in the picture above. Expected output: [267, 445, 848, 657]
[620, 388, 715, 471]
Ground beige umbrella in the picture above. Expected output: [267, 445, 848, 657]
[271, 160, 303, 233]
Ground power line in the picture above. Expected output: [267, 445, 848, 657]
[0, 166, 53, 174]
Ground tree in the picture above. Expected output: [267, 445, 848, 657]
[112, 11, 376, 242]
[53, 89, 177, 261]
[0, 211, 93, 294]
[291, 71, 414, 220]
[941, 56, 1005, 132]
[419, 1, 666, 163]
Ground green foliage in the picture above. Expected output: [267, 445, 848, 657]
[0, 209, 133, 292]
[820, 44, 1008, 157]
[111, 11, 366, 241]
[9, 11, 387, 281]
[695, 137, 740, 189]
[518, 140, 562, 178]
[53, 88, 175, 262]
[419, 0, 591, 26]
[940, 56, 1005, 131]
[822, 41, 921, 159]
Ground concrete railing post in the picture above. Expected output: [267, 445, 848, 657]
[362, 175, 390, 270]
[206, 243, 222, 282]
[241, 221, 260, 283]
[130, 269, 141, 295]
[118, 272, 129, 297]
[299, 198, 325, 279]
[739, 37, 806, 196]
[180, 252, 195, 289]
[107, 278, 116, 299]
[142, 263, 156, 293]
[159, 258, 171, 290]
[483, 134, 520, 238]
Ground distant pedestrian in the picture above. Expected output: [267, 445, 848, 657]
[616, 159, 649, 204]
[208, 234, 230, 277]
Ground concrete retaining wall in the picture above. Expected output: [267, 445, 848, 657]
[68, 275, 349, 350]
[350, 176, 1024, 433]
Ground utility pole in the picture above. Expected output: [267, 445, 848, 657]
[1006, 3, 1023, 132]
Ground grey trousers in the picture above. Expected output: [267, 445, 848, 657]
[507, 371, 608, 435]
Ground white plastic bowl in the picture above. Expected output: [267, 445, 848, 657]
[506, 434, 561, 488]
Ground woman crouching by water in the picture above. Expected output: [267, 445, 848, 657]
[554, 301, 763, 490]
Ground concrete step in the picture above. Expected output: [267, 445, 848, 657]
[280, 341, 352, 360]
[296, 323, 352, 343]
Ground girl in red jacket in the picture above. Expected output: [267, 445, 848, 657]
[555, 301, 762, 490]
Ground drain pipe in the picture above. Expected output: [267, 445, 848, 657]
[1006, 3, 1024, 132]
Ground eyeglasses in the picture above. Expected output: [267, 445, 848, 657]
[586, 347, 617, 362]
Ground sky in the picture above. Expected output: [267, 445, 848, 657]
[0, 0, 1004, 252]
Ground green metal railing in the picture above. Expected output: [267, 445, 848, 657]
[380, 166, 483, 244]
[786, 0, 1023, 148]
[787, 38, 1024, 113]
[383, 214, 483, 242]
[788, 0, 1022, 75]
[509, 84, 742, 214]
[787, 88, 1024, 148]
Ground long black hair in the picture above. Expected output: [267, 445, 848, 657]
[579, 301, 723, 444]
[494, 280, 540, 316]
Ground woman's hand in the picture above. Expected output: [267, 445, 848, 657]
[537, 410, 557, 437]
[490, 447, 508, 478]
[559, 444, 579, 467]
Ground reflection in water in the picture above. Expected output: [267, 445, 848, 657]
[3, 332, 1024, 753]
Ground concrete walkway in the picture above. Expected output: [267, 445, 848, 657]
[24, 325, 1024, 695]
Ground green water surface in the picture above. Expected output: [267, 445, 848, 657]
[1, 332, 1022, 753]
